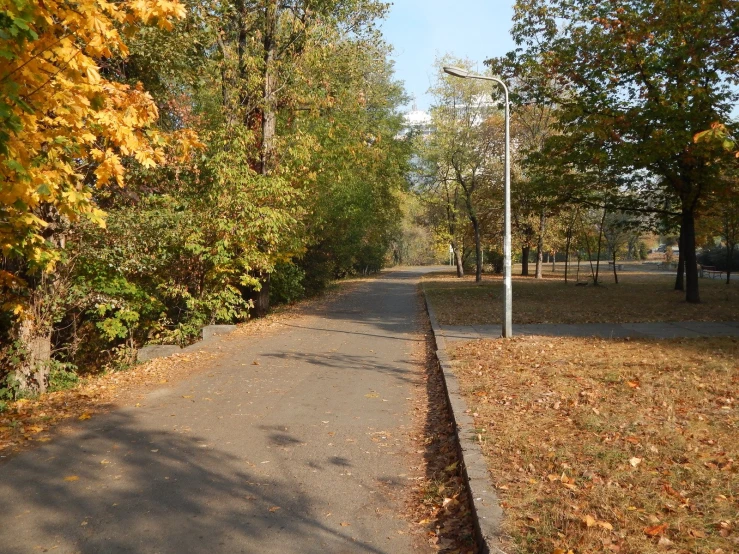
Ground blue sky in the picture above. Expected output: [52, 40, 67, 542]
[380, 1, 517, 111]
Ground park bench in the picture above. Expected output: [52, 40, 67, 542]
[608, 261, 623, 270]
[700, 265, 724, 279]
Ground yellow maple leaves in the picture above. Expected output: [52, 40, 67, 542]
[0, 0, 191, 284]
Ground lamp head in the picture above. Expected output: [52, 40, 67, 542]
[443, 66, 470, 79]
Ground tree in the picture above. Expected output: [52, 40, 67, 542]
[0, 0, 189, 392]
[508, 0, 739, 302]
[0, 0, 409, 394]
[698, 174, 739, 284]
[423, 58, 505, 282]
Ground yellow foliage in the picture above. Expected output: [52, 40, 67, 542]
[0, 0, 188, 271]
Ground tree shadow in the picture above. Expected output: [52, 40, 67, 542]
[0, 411, 394, 554]
[261, 351, 419, 386]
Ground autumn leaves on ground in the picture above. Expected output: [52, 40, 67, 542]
[426, 271, 738, 554]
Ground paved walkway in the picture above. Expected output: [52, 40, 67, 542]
[0, 269, 438, 554]
[440, 321, 739, 343]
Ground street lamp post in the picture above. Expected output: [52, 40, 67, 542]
[443, 65, 512, 338]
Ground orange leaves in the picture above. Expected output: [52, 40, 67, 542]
[0, 0, 189, 279]
[644, 523, 668, 537]
[582, 514, 614, 531]
[94, 152, 125, 187]
[451, 334, 739, 553]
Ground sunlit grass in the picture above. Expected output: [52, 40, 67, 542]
[424, 266, 739, 325]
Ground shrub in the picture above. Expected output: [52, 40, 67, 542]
[270, 262, 306, 305]
[48, 361, 79, 392]
[698, 246, 739, 271]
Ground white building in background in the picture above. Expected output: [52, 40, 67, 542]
[398, 102, 432, 138]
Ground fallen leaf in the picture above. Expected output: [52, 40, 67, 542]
[629, 457, 642, 467]
[340, 522, 351, 527]
[64, 475, 79, 482]
[268, 506, 280, 513]
[688, 529, 706, 538]
[78, 413, 91, 421]
[583, 515, 596, 528]
[645, 523, 668, 537]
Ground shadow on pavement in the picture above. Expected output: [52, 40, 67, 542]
[0, 410, 390, 554]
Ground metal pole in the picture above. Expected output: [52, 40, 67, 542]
[442, 66, 512, 337]
[502, 84, 512, 337]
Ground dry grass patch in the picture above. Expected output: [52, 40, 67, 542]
[424, 270, 739, 325]
[451, 336, 738, 553]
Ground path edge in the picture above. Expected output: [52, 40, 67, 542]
[422, 283, 506, 554]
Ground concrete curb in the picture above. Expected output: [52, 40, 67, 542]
[422, 284, 507, 554]
[136, 324, 239, 363]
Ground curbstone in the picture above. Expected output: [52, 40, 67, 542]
[136, 345, 183, 363]
[136, 324, 239, 363]
[422, 284, 507, 554]
[201, 324, 238, 342]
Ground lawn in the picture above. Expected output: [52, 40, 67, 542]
[424, 266, 739, 325]
[451, 336, 739, 554]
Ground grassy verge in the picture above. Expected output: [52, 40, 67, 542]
[450, 336, 738, 554]
[424, 269, 739, 325]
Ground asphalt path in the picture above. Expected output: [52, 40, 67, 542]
[0, 268, 441, 554]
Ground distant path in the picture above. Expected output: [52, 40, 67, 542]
[0, 268, 440, 554]
[440, 321, 739, 343]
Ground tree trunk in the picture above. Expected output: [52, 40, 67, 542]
[260, 0, 278, 176]
[612, 250, 619, 284]
[594, 207, 607, 285]
[675, 225, 685, 291]
[253, 273, 271, 317]
[472, 216, 482, 282]
[535, 211, 546, 279]
[682, 208, 700, 303]
[13, 318, 51, 394]
[522, 246, 530, 276]
[581, 217, 596, 283]
[251, 0, 278, 314]
[726, 243, 734, 285]
[551, 251, 556, 272]
[564, 210, 577, 284]
[452, 242, 464, 277]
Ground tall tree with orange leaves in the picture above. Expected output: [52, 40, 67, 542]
[0, 0, 187, 391]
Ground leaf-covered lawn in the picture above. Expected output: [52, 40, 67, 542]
[451, 336, 738, 554]
[424, 269, 739, 325]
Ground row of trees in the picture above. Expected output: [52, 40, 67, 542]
[0, 0, 412, 394]
[417, 0, 739, 296]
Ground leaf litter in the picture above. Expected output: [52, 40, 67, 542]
[451, 335, 739, 553]
[405, 298, 478, 553]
